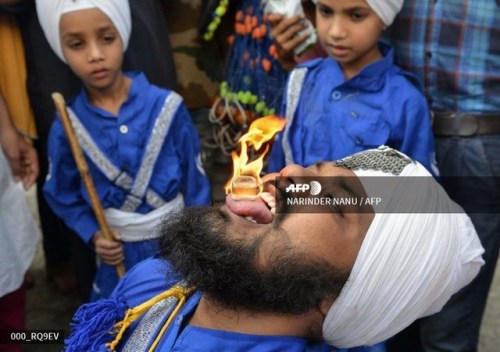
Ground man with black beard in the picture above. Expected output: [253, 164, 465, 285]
[64, 147, 485, 352]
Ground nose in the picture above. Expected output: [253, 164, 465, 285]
[88, 42, 104, 62]
[328, 17, 347, 39]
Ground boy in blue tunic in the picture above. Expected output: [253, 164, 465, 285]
[268, 0, 437, 176]
[37, 0, 211, 301]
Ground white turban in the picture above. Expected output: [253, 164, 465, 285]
[36, 0, 131, 63]
[322, 147, 484, 348]
[311, 0, 403, 26]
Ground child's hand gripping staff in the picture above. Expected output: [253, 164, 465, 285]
[51, 92, 126, 278]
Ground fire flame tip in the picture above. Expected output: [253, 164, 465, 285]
[225, 115, 287, 194]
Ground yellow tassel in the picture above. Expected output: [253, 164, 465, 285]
[106, 285, 196, 351]
[148, 289, 191, 352]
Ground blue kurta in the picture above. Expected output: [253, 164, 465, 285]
[66, 257, 333, 351]
[43, 72, 211, 299]
[268, 43, 437, 176]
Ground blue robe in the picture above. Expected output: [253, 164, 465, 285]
[111, 259, 385, 352]
[65, 257, 334, 351]
[268, 43, 437, 177]
[43, 72, 211, 300]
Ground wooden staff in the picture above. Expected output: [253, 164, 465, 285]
[51, 92, 125, 277]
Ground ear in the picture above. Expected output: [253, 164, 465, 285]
[319, 297, 334, 316]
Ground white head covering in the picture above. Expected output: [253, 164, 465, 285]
[322, 147, 484, 348]
[36, 0, 131, 63]
[311, 0, 404, 26]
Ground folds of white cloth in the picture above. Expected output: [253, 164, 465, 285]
[0, 150, 40, 297]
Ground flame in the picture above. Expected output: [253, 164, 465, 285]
[225, 115, 286, 195]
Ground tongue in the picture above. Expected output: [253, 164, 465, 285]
[226, 194, 273, 224]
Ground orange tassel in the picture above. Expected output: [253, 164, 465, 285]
[261, 58, 272, 72]
[251, 16, 258, 28]
[236, 10, 244, 22]
[260, 24, 267, 36]
[269, 44, 277, 57]
[252, 27, 261, 39]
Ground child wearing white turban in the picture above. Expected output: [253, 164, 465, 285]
[311, 0, 404, 27]
[268, 0, 437, 177]
[268, 0, 436, 174]
[35, 0, 211, 301]
[36, 0, 131, 63]
[364, 0, 404, 27]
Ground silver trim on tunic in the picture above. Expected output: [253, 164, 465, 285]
[67, 94, 181, 212]
[121, 92, 182, 212]
[122, 296, 179, 352]
[283, 67, 308, 165]
[146, 190, 168, 209]
[67, 108, 133, 189]
[122, 281, 190, 351]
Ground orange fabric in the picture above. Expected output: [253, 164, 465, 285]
[0, 15, 36, 139]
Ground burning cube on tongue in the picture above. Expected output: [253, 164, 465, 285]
[226, 115, 286, 200]
[231, 175, 260, 200]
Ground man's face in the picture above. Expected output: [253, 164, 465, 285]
[229, 163, 374, 270]
[159, 163, 373, 315]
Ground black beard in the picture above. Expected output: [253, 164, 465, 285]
[158, 206, 349, 315]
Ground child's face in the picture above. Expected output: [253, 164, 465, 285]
[315, 0, 385, 78]
[59, 8, 124, 92]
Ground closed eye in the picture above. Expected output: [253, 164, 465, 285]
[101, 34, 117, 44]
[66, 40, 83, 50]
[350, 10, 368, 21]
[325, 193, 344, 217]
